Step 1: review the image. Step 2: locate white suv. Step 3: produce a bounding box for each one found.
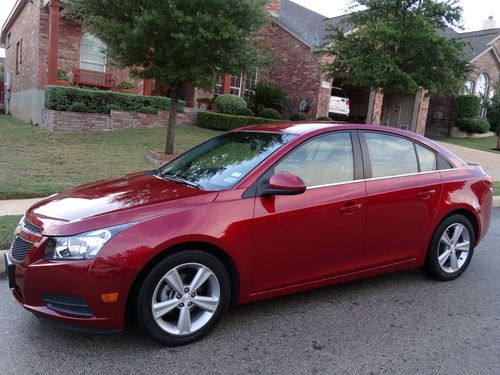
[328,87,350,119]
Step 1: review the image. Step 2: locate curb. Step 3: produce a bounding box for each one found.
[0,250,7,276]
[494,196,500,208]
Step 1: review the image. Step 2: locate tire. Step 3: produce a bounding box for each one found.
[135,250,231,346]
[422,214,475,281]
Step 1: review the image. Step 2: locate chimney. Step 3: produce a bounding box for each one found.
[482,16,496,30]
[266,0,281,17]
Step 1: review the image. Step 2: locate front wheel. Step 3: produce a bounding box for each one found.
[422,214,475,281]
[135,250,231,346]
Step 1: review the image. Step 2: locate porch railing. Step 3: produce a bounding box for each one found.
[73,68,115,89]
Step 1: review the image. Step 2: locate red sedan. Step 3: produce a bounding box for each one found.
[5,123,493,346]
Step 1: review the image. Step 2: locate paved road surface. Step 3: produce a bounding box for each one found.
[1,209,499,374]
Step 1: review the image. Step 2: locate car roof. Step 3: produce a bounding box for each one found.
[237,122,467,166]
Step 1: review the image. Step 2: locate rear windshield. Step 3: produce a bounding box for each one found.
[331,88,347,98]
[156,131,296,191]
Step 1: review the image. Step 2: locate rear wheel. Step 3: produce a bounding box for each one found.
[422,215,475,281]
[135,250,230,346]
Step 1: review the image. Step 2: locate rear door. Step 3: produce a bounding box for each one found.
[360,131,443,267]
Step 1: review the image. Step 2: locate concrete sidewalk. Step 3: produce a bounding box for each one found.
[0,197,44,216]
[437,142,500,180]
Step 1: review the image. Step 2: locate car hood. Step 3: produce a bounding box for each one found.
[26,171,218,236]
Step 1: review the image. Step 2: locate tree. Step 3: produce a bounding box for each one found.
[488,93,500,150]
[65,0,268,154]
[322,0,473,96]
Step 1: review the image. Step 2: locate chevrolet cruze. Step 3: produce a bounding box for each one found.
[5,122,493,346]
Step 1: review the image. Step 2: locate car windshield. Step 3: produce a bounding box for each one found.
[156,131,296,191]
[331,88,347,98]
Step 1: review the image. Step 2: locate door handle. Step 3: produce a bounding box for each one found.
[417,189,437,200]
[339,202,363,214]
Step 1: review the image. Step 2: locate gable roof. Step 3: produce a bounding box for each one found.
[453,28,500,62]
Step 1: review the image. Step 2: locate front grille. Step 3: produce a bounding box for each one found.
[10,236,34,261]
[22,219,42,234]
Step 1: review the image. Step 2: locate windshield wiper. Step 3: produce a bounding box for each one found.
[158,173,202,190]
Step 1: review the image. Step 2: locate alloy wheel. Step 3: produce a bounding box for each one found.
[151,263,221,335]
[437,223,471,274]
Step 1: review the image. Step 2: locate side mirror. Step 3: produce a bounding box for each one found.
[262,171,306,196]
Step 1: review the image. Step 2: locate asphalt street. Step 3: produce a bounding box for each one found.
[1,209,499,374]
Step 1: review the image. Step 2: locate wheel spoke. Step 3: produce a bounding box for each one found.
[440,232,453,247]
[189,267,212,293]
[438,249,452,266]
[451,224,464,244]
[455,241,470,252]
[152,299,179,319]
[192,295,219,312]
[164,268,185,294]
[449,252,459,271]
[177,306,192,334]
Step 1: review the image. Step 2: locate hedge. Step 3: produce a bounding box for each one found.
[215,94,247,115]
[456,118,490,133]
[197,111,283,131]
[259,108,282,119]
[455,95,481,119]
[44,85,185,114]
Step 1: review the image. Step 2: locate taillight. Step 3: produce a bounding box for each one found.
[346,99,350,106]
[484,174,493,190]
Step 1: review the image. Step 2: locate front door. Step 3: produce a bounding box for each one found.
[253,132,366,292]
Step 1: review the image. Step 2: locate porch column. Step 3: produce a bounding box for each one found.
[47,0,61,85]
[368,88,384,125]
[143,79,153,96]
[221,74,232,95]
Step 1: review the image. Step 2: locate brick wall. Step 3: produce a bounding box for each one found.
[4,0,41,93]
[41,109,197,132]
[260,23,326,119]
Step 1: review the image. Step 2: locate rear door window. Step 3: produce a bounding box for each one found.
[364,132,419,178]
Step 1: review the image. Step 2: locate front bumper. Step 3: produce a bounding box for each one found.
[5,247,132,333]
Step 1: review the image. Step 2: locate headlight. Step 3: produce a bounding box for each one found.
[44,223,133,260]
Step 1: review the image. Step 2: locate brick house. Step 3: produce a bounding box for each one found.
[426,19,500,136]
[0,0,153,124]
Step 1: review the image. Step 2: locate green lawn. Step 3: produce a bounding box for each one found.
[0,215,22,249]
[430,135,500,154]
[0,115,221,199]
[494,182,500,196]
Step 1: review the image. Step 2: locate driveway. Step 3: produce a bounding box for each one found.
[1,209,499,374]
[437,142,500,180]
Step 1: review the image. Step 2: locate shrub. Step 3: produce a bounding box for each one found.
[289,112,308,121]
[215,94,248,115]
[197,111,283,131]
[118,81,135,89]
[316,116,332,121]
[44,85,185,113]
[455,95,481,119]
[57,68,68,81]
[69,102,88,112]
[248,83,288,114]
[488,96,500,135]
[103,104,122,114]
[456,118,490,133]
[235,107,255,117]
[259,108,282,119]
[137,106,158,114]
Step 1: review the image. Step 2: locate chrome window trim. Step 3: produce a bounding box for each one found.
[306,168,456,190]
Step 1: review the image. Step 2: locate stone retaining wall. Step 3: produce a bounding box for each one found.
[40,109,197,132]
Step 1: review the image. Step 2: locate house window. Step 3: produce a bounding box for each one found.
[15,40,22,73]
[475,73,490,118]
[244,68,259,99]
[80,33,107,72]
[229,72,243,96]
[464,80,474,94]
[214,74,223,96]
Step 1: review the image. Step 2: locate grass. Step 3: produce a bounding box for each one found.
[0,215,22,249]
[430,135,500,154]
[0,115,221,199]
[494,182,500,197]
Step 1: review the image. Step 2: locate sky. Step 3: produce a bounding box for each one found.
[1,0,499,58]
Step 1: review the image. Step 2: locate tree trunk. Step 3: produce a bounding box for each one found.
[165,87,179,155]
